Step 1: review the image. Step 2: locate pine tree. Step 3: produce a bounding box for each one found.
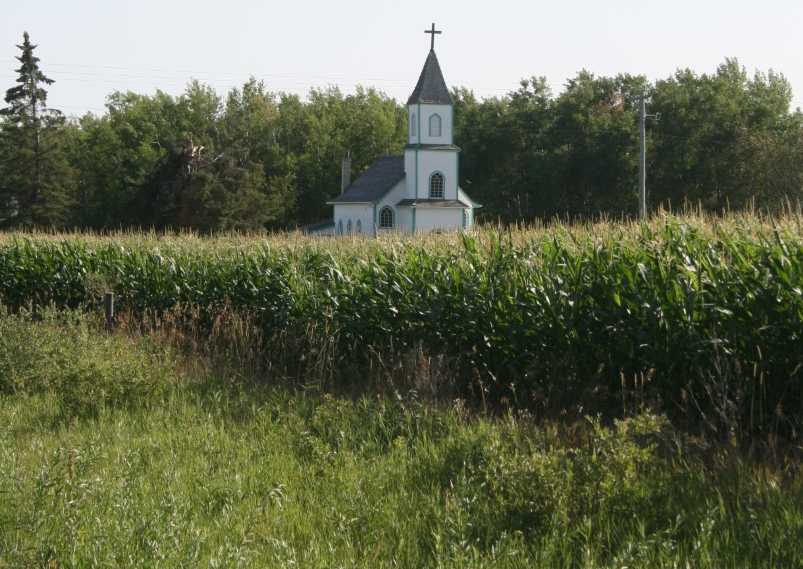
[0,31,73,227]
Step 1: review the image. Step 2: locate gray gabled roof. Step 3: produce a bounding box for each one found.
[327,155,405,204]
[407,50,454,106]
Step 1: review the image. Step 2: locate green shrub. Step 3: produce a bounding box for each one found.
[433,414,671,548]
[0,307,51,394]
[0,307,173,416]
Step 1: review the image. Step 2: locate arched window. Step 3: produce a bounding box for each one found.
[410,114,416,137]
[379,206,394,229]
[429,114,441,137]
[337,219,343,235]
[462,209,469,229]
[429,172,444,199]
[347,219,352,234]
[356,219,362,234]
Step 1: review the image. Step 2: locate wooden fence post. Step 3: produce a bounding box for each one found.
[104,292,115,332]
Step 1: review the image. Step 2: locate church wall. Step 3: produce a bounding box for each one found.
[415,207,464,233]
[408,108,419,144]
[333,204,375,236]
[464,208,475,230]
[419,104,453,145]
[415,151,459,200]
[377,181,410,234]
[393,208,413,233]
[404,152,416,198]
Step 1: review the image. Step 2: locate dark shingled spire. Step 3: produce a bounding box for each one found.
[407,50,453,106]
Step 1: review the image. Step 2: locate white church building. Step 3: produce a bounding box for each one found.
[325,25,480,236]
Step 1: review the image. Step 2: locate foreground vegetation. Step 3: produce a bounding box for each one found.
[2,308,802,567]
[1,212,802,438]
[2,213,802,565]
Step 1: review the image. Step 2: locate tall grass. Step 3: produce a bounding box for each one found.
[0,306,173,417]
[1,298,802,567]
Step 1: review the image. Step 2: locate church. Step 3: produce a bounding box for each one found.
[325,25,480,236]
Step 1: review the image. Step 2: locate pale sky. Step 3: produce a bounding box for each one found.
[2,0,802,117]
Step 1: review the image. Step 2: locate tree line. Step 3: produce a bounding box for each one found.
[2,32,802,231]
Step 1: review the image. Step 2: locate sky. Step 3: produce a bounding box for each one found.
[2,0,802,118]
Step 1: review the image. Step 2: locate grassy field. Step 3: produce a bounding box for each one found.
[2,212,803,566]
[1,309,802,567]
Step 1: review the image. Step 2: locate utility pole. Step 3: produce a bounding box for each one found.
[638,93,660,221]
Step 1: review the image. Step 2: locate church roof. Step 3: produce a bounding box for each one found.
[396,198,469,208]
[404,143,461,151]
[327,155,405,204]
[407,50,454,106]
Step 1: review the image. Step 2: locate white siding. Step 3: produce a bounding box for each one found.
[414,151,458,200]
[376,181,410,233]
[408,109,419,144]
[415,207,464,233]
[418,104,453,144]
[404,151,417,199]
[333,203,375,236]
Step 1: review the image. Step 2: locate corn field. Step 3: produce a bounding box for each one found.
[1,212,802,434]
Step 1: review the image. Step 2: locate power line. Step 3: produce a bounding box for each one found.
[3,59,802,117]
[3,60,803,105]
[0,59,524,92]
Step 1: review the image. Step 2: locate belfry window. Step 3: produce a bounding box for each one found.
[429,114,441,137]
[410,114,417,137]
[429,172,444,199]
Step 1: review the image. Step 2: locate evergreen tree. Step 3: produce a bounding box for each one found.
[0,32,73,227]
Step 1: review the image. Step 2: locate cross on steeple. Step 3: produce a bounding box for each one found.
[424,23,441,50]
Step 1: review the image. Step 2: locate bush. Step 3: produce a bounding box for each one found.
[0,307,173,416]
[445,414,672,547]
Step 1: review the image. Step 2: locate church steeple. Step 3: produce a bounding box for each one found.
[407,49,454,106]
[407,22,454,150]
[407,25,452,106]
[404,23,459,207]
